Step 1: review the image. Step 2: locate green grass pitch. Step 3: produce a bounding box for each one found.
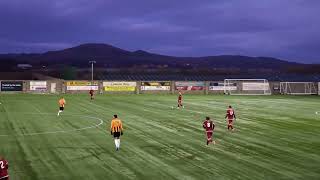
[0,94,319,180]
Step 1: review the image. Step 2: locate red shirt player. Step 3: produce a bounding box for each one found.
[0,156,9,180]
[177,91,184,109]
[225,105,236,131]
[89,89,94,100]
[202,117,215,145]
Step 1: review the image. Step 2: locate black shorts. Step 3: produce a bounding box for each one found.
[59,107,64,111]
[113,132,121,138]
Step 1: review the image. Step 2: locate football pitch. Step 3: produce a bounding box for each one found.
[0,94,319,180]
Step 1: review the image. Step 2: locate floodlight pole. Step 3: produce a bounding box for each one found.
[89,61,96,86]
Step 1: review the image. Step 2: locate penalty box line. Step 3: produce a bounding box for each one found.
[0,113,104,137]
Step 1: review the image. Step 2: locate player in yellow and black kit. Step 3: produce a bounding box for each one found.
[110,115,123,151]
[57,97,66,116]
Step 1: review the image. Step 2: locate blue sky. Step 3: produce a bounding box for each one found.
[0,0,319,63]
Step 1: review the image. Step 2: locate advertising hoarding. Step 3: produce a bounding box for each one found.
[66,81,99,91]
[209,82,237,91]
[141,82,171,91]
[243,83,269,91]
[30,81,47,91]
[175,82,205,91]
[1,81,23,91]
[103,82,136,91]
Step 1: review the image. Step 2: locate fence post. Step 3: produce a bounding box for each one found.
[136,81,140,94]
[171,81,175,94]
[205,81,209,95]
[99,81,103,94]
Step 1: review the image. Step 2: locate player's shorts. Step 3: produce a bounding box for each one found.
[228,119,234,124]
[59,107,64,111]
[206,132,213,140]
[113,132,121,138]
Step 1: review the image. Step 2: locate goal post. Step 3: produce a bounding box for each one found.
[224,79,271,95]
[280,82,317,95]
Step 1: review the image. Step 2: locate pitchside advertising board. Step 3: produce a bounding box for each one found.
[66,81,99,91]
[242,82,269,90]
[30,81,47,91]
[103,82,136,91]
[209,82,237,91]
[1,81,23,91]
[175,82,205,91]
[141,82,171,91]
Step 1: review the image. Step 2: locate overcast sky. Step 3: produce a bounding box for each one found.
[0,0,319,63]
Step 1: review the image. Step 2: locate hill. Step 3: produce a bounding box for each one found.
[0,43,303,71]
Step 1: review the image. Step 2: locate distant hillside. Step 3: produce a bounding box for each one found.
[0,43,309,72]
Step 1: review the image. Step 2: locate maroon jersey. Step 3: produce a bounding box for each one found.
[226,108,236,120]
[0,158,9,179]
[89,90,94,96]
[203,120,215,132]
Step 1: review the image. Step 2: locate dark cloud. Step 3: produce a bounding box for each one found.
[0,0,319,63]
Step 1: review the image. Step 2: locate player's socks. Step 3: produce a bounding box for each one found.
[114,139,118,149]
[115,139,121,150]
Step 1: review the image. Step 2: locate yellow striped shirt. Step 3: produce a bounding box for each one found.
[110,118,123,133]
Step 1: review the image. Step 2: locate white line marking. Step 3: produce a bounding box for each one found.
[0,113,103,137]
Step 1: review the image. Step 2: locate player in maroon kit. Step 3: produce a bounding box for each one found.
[225,105,236,131]
[202,117,215,145]
[89,89,94,100]
[0,156,9,180]
[177,91,184,109]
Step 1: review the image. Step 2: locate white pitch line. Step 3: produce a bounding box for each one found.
[0,113,103,137]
